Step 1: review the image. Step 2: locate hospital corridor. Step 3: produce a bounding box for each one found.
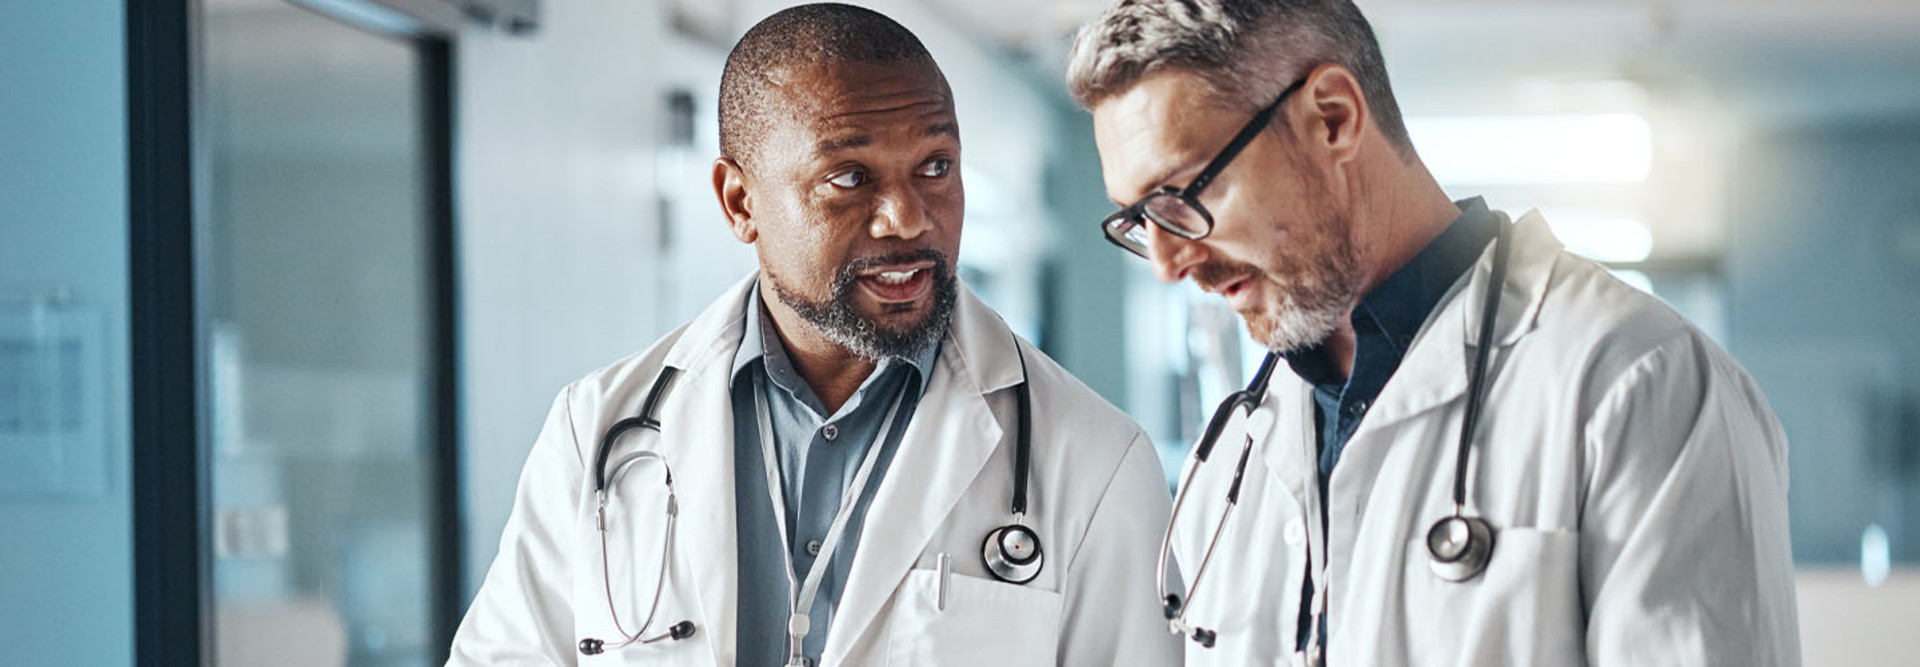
[4,0,1920,664]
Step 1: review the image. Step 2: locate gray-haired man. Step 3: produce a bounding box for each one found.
[1067,1,1799,665]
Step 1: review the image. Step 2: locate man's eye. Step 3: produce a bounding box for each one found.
[828,170,867,188]
[918,158,952,178]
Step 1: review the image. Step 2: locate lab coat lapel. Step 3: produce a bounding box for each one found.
[1256,377,1319,514]
[650,275,758,666]
[1356,210,1561,435]
[821,284,1018,666]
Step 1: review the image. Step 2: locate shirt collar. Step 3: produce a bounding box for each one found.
[1358,197,1498,351]
[1283,197,1499,386]
[730,283,939,407]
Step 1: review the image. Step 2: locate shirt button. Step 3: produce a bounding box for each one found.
[797,658,814,667]
[821,423,838,441]
[1284,518,1306,546]
[806,539,823,556]
[1348,400,1369,417]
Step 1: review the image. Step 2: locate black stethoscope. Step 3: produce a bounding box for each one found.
[578,367,697,656]
[1157,220,1513,651]
[577,335,1044,657]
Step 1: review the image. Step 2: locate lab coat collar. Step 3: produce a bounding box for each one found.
[661,275,758,375]
[1460,209,1559,349]
[656,272,1025,665]
[1361,208,1563,426]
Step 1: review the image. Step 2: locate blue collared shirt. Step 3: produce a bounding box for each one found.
[1284,197,1499,652]
[730,287,940,667]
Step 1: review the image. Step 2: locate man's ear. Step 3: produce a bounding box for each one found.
[712,157,756,244]
[1300,63,1368,167]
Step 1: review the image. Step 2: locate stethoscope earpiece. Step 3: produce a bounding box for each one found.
[982,522,1044,584]
[1425,513,1495,582]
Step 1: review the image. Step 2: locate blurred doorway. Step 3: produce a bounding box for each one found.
[199,1,458,664]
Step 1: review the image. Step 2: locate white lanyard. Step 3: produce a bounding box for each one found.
[753,373,909,667]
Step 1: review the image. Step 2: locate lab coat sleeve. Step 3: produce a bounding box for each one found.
[1057,429,1186,667]
[449,385,588,666]
[1577,334,1801,666]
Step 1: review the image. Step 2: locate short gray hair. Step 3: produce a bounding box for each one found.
[1065,0,1412,154]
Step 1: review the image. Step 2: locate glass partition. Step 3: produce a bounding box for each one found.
[202,2,446,665]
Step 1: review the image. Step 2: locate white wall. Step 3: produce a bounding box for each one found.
[456,0,708,597]
[0,2,134,665]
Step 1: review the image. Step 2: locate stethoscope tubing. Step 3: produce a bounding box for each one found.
[587,446,684,653]
[581,329,1048,657]
[1157,354,1278,640]
[1451,219,1512,512]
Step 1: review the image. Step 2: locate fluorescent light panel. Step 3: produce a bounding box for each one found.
[1546,211,1654,263]
[1408,114,1653,185]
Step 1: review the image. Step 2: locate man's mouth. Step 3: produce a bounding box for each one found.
[856,260,936,303]
[1201,274,1259,310]
[1199,273,1250,296]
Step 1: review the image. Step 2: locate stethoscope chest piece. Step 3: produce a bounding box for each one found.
[1425,514,1495,582]
[982,522,1043,584]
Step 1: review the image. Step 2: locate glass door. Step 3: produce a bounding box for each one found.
[200,1,453,665]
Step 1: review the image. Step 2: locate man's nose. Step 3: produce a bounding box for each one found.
[871,186,932,240]
[1147,222,1206,284]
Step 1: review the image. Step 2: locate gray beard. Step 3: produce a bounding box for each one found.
[1253,247,1363,354]
[768,249,957,362]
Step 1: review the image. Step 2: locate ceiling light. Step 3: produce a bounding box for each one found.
[1409,113,1652,185]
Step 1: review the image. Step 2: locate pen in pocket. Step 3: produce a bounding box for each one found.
[936,552,950,611]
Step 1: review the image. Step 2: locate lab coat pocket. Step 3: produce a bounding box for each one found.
[886,568,1063,666]
[1404,527,1584,666]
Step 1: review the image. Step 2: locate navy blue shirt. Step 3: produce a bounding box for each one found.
[1287,198,1498,652]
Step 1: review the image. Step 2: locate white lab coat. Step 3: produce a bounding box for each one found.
[450,276,1183,666]
[1171,211,1800,666]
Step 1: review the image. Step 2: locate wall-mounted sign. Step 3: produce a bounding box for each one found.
[0,294,108,500]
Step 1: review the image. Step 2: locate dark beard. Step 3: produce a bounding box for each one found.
[769,248,958,362]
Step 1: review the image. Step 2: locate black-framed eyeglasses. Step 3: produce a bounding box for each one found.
[1101,76,1310,259]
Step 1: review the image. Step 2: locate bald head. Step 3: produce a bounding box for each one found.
[719,3,948,167]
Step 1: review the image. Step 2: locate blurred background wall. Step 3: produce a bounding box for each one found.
[0,3,135,666]
[3,0,1918,664]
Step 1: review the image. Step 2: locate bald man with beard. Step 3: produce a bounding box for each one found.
[449,5,1183,666]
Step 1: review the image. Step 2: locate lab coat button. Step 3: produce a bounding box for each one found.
[1285,518,1306,546]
